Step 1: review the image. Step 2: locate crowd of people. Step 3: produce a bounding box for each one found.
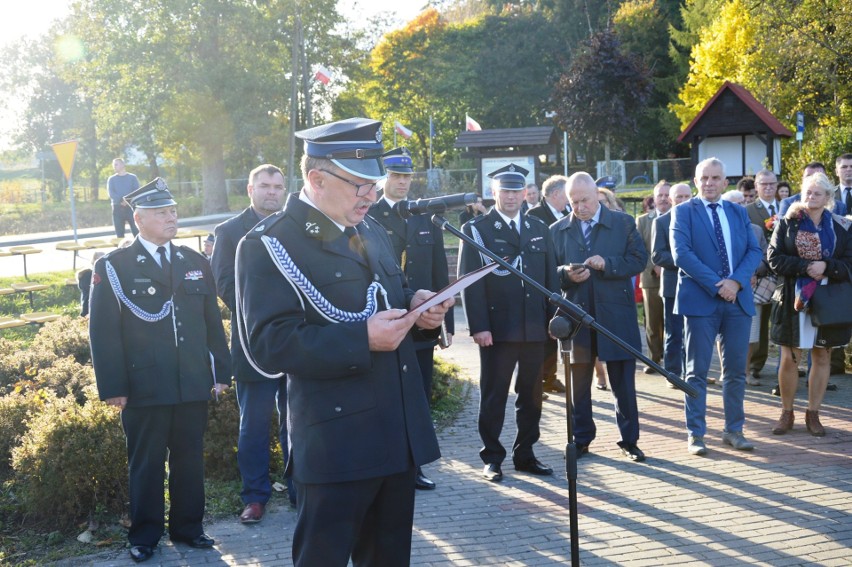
[84,114,851,566]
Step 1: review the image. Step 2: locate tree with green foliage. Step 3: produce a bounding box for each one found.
[550,30,653,171]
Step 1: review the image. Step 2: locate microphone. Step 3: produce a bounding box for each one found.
[548,315,576,340]
[398,192,478,219]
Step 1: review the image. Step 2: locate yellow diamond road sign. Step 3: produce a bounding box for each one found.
[51,140,78,181]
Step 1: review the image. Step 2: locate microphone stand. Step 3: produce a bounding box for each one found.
[432,213,697,567]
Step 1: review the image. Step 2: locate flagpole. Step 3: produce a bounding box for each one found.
[429,116,433,171]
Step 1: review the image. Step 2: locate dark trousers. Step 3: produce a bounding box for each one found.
[570,359,639,446]
[414,345,435,402]
[236,377,294,506]
[663,297,685,376]
[542,337,559,385]
[292,467,417,567]
[478,341,544,465]
[748,301,771,373]
[112,203,139,238]
[121,402,208,546]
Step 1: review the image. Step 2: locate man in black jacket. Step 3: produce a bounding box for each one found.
[89,179,231,563]
[368,147,454,490]
[212,163,290,523]
[460,163,558,482]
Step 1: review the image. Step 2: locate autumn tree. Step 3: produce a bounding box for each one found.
[550,30,653,171]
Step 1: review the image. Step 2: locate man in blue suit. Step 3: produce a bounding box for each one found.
[671,158,762,456]
[212,164,292,523]
[551,172,648,462]
[651,183,693,384]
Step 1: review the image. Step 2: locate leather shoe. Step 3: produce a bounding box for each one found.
[239,502,265,524]
[544,378,566,393]
[482,463,503,482]
[722,430,754,451]
[575,444,590,459]
[415,467,436,490]
[514,458,553,476]
[130,545,155,563]
[617,442,646,462]
[171,534,215,549]
[643,365,657,375]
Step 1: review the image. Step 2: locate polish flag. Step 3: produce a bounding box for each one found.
[465,114,482,131]
[314,66,333,85]
[394,121,413,139]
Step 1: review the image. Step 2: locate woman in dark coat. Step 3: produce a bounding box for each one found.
[767,172,852,436]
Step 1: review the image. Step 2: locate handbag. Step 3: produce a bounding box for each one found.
[751,274,778,305]
[809,274,852,327]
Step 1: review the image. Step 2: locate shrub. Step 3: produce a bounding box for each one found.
[432,356,462,405]
[0,390,49,479]
[35,356,96,404]
[11,395,128,529]
[29,316,91,365]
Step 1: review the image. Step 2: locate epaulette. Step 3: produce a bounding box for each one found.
[175,243,205,260]
[244,210,286,239]
[832,213,852,231]
[469,214,486,224]
[526,214,547,226]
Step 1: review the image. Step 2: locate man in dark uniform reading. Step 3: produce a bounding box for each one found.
[459,163,558,482]
[235,117,453,567]
[89,178,231,563]
[368,146,454,491]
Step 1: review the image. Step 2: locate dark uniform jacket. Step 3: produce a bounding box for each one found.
[236,194,440,485]
[212,206,268,382]
[368,198,454,342]
[459,209,558,343]
[651,210,678,299]
[550,206,647,363]
[527,202,564,227]
[89,239,231,406]
[767,210,852,348]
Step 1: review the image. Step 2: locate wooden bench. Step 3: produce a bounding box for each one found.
[0,317,27,330]
[11,282,49,309]
[176,229,211,252]
[20,312,61,324]
[55,241,90,270]
[8,246,42,280]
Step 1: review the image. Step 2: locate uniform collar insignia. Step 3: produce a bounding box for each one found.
[175,250,184,260]
[524,220,530,229]
[494,221,502,230]
[255,224,265,232]
[137,255,146,263]
[306,221,321,235]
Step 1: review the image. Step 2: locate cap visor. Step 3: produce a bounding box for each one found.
[332,158,385,181]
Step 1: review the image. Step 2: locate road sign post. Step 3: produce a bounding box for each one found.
[51,140,79,242]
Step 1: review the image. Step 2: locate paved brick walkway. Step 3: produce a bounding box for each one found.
[65,309,851,566]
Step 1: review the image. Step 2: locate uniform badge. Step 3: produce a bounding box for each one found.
[175,250,184,260]
[255,224,265,232]
[137,255,146,263]
[148,286,156,295]
[494,221,502,230]
[530,236,543,242]
[306,222,320,235]
[185,270,204,280]
[524,221,530,229]
[155,178,168,191]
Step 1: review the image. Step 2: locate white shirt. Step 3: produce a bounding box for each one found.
[137,236,170,267]
[495,210,521,233]
[700,197,733,274]
[546,201,566,220]
[759,198,778,215]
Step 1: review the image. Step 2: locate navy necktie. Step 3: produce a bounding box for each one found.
[708,203,730,277]
[157,245,170,275]
[583,220,594,249]
[510,219,518,234]
[768,203,775,216]
[845,189,852,213]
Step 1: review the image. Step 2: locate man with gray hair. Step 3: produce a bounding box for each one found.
[637,180,671,373]
[671,158,761,456]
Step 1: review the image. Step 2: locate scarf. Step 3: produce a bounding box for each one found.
[794,210,835,311]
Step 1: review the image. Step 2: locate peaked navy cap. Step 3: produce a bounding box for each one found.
[124,177,177,209]
[382,147,414,174]
[488,163,529,190]
[296,117,385,180]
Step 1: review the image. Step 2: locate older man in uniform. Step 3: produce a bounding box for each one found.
[89,179,231,563]
[368,146,454,491]
[236,118,453,567]
[212,163,292,523]
[460,163,558,482]
[551,172,648,462]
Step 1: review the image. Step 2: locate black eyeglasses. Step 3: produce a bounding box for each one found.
[320,169,378,197]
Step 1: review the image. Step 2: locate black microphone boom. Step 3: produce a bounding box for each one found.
[398,192,478,219]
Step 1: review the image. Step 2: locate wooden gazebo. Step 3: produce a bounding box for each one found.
[678,82,793,178]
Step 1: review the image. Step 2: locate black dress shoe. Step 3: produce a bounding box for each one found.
[544,378,566,393]
[129,545,155,563]
[617,442,646,462]
[482,463,503,482]
[514,458,553,476]
[574,444,590,459]
[171,534,215,548]
[415,467,436,490]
